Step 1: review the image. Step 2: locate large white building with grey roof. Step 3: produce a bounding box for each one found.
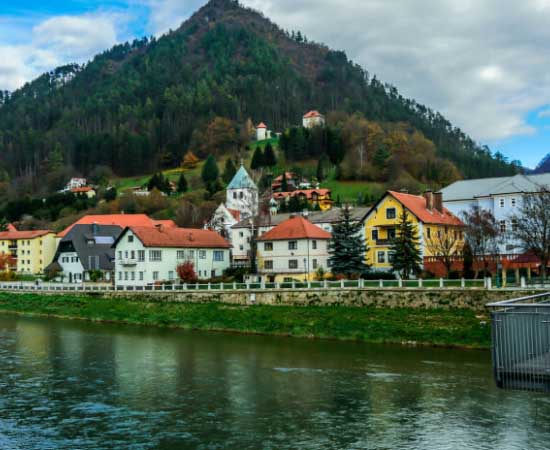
[439,173,550,254]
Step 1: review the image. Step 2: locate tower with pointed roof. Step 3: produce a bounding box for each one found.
[256,122,268,141]
[226,165,259,218]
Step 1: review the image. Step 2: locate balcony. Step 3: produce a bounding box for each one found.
[120,259,137,266]
[489,293,550,392]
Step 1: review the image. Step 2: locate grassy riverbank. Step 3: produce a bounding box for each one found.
[0,293,491,348]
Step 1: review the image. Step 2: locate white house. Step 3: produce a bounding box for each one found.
[230,208,368,266]
[61,177,87,193]
[439,173,550,254]
[256,216,331,282]
[209,165,258,238]
[302,110,325,129]
[50,223,122,283]
[256,122,271,141]
[113,225,231,286]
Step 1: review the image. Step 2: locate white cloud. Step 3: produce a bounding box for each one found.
[140,0,205,35]
[538,108,550,118]
[0,12,127,91]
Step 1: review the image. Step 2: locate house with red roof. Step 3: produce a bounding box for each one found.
[256,215,331,282]
[302,110,325,129]
[256,122,271,141]
[113,224,230,286]
[364,190,465,273]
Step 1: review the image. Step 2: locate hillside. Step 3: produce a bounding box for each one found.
[0,0,518,198]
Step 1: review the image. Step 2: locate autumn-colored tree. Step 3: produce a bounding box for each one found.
[204,117,239,155]
[177,261,198,283]
[182,151,199,169]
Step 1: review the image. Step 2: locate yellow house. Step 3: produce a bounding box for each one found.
[364,191,464,272]
[0,228,58,275]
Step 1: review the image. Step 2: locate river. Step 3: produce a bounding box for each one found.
[0,314,548,450]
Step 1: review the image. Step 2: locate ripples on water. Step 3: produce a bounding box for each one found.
[0,315,548,450]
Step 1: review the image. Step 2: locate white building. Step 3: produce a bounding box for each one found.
[114,225,230,286]
[256,122,270,141]
[302,110,325,129]
[209,165,258,238]
[61,177,87,193]
[439,173,550,254]
[230,208,368,266]
[256,216,331,282]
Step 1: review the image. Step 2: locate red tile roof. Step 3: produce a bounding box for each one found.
[128,226,230,248]
[303,110,323,118]
[0,230,52,240]
[71,187,95,193]
[273,189,331,200]
[227,209,241,221]
[58,214,176,237]
[258,216,331,241]
[273,172,297,182]
[6,224,17,232]
[388,191,463,226]
[257,122,267,129]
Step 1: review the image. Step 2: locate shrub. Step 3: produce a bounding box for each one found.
[177,261,198,283]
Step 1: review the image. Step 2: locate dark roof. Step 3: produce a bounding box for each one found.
[232,207,370,229]
[55,224,123,271]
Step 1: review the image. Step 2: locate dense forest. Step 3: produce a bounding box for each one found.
[0,0,519,200]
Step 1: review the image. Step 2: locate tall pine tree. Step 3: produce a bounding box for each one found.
[202,154,220,195]
[263,142,277,167]
[389,211,422,279]
[251,146,264,170]
[223,158,237,183]
[177,173,188,193]
[328,206,370,277]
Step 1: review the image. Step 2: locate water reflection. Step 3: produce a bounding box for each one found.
[0,315,548,449]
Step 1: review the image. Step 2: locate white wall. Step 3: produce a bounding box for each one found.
[58,251,85,283]
[230,227,252,260]
[115,231,230,286]
[257,238,329,279]
[226,188,258,218]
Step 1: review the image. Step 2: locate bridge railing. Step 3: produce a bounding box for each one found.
[0,278,490,293]
[488,292,550,392]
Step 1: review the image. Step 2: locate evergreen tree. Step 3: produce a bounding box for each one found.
[147,172,171,194]
[0,217,9,232]
[316,154,328,182]
[251,146,264,170]
[104,187,117,201]
[222,158,237,183]
[326,128,345,166]
[462,240,474,278]
[280,172,289,192]
[389,211,423,279]
[202,154,219,184]
[263,142,277,167]
[177,173,188,193]
[328,206,370,277]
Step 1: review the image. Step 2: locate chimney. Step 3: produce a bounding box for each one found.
[434,192,443,213]
[423,191,434,211]
[155,223,163,232]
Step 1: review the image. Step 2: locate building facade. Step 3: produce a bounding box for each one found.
[256,216,331,282]
[0,228,57,275]
[114,226,231,286]
[302,110,325,129]
[364,191,464,273]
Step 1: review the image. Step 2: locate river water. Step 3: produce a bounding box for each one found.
[0,314,548,450]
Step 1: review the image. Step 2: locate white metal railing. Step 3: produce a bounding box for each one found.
[0,278,493,293]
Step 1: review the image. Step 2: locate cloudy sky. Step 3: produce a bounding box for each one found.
[1,0,549,168]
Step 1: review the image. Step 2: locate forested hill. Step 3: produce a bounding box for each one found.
[0,0,518,192]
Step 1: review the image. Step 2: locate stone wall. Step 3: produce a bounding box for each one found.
[81,288,542,313]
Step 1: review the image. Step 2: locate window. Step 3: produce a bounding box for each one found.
[213,251,224,261]
[499,220,507,233]
[264,260,273,270]
[387,228,396,240]
[128,235,134,243]
[211,270,216,278]
[239,232,244,238]
[130,272,135,281]
[124,272,128,281]
[233,192,237,199]
[139,272,144,281]
[177,250,185,260]
[377,251,386,264]
[499,198,505,208]
[511,197,517,207]
[153,271,159,281]
[239,245,244,251]
[168,271,175,280]
[188,250,195,259]
[288,241,298,250]
[264,242,273,251]
[130,251,135,260]
[511,219,519,232]
[311,240,317,250]
[125,251,128,259]
[289,259,298,269]
[118,272,122,280]
[312,259,318,269]
[386,208,397,219]
[426,227,431,239]
[239,192,244,199]
[149,250,162,262]
[138,250,145,262]
[372,229,379,241]
[199,250,206,259]
[118,251,122,260]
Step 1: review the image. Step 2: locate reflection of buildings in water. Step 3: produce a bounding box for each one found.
[15,320,54,376]
[114,334,179,405]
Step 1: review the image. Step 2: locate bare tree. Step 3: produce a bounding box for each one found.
[462,206,502,278]
[511,189,550,280]
[425,227,464,277]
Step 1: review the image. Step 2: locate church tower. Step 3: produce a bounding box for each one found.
[226,165,259,219]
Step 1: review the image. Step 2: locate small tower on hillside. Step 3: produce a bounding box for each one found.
[256,122,268,141]
[226,165,259,219]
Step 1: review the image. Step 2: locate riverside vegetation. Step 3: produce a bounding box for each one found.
[0,293,490,348]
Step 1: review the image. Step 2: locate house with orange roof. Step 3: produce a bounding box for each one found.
[256,215,331,282]
[0,225,57,275]
[256,122,269,141]
[113,225,230,286]
[70,186,96,199]
[364,191,465,273]
[302,110,325,129]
